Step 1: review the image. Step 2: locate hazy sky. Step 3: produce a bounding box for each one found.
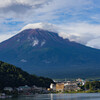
[0,0,100,49]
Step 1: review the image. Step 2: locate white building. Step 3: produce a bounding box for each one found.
[50,83,56,91]
[4,87,13,92]
[76,78,86,86]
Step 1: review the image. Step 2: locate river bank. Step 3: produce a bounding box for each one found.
[51,89,100,94]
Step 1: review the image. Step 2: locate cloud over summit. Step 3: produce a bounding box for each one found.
[20,22,100,49]
[21,22,59,33]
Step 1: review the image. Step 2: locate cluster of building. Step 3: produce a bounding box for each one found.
[0,93,12,99]
[49,78,85,92]
[3,85,48,96]
[2,78,86,96]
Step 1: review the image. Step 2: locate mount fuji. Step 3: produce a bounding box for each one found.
[0,23,100,79]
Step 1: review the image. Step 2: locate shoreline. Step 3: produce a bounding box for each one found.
[51,90,100,94]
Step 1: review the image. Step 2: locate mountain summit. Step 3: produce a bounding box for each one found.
[0,28,100,79]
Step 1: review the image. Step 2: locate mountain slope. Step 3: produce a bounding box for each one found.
[0,29,100,79]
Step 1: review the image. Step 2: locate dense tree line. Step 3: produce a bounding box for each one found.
[84,81,100,90]
[0,61,54,90]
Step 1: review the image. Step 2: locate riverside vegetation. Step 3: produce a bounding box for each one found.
[63,81,100,93]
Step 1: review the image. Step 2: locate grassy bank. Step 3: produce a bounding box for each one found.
[64,90,100,93]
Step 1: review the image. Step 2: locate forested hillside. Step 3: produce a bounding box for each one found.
[0,61,54,89]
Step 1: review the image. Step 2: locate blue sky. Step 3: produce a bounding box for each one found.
[0,0,100,49]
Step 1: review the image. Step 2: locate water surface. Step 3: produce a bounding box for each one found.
[3,93,100,100]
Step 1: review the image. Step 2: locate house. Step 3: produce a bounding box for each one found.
[76,78,86,86]
[17,85,31,92]
[4,87,13,92]
[0,93,5,96]
[56,83,64,92]
[50,83,56,91]
[64,81,80,91]
[31,85,47,93]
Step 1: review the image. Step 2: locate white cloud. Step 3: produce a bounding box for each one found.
[20,22,59,33]
[58,22,100,49]
[0,0,12,8]
[20,22,100,49]
[0,33,15,42]
[86,38,100,49]
[0,0,93,23]
[21,59,27,62]
[0,0,49,8]
[58,22,100,44]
